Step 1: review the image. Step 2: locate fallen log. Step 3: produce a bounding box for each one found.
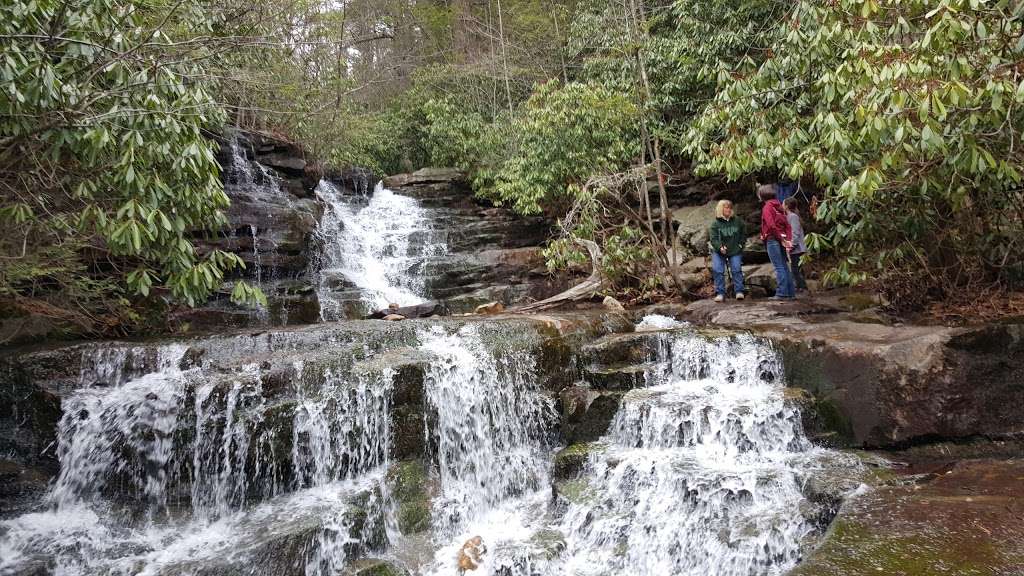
[514,239,608,313]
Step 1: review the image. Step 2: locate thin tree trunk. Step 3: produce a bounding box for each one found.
[626,0,685,294]
[496,0,514,114]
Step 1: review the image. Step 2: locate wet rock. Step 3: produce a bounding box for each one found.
[791,459,1024,576]
[581,331,661,367]
[552,443,603,480]
[0,459,53,516]
[368,302,440,320]
[346,559,410,576]
[529,529,567,560]
[584,363,652,391]
[559,384,623,444]
[386,461,432,535]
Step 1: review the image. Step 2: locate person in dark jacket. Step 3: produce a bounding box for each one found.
[758,184,796,299]
[708,200,746,302]
[783,197,808,292]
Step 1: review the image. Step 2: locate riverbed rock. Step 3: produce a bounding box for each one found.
[386,461,433,535]
[792,459,1024,576]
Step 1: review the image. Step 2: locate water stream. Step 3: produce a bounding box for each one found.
[312,180,447,320]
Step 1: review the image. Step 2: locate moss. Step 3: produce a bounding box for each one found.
[386,460,432,534]
[554,478,597,505]
[793,517,999,576]
[348,559,409,576]
[396,500,431,534]
[387,461,426,502]
[552,442,604,480]
[840,292,880,312]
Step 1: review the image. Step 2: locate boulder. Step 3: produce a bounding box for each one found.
[672,202,718,255]
[559,384,623,444]
[791,459,1024,576]
[684,300,1024,448]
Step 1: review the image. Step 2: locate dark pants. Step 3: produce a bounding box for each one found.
[790,251,807,291]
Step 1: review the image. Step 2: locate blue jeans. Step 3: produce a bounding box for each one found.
[766,239,796,298]
[711,252,745,296]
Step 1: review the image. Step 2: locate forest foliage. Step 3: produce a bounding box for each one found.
[3,0,1023,336]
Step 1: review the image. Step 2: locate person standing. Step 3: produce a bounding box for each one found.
[757,184,796,299]
[708,200,746,302]
[783,197,808,292]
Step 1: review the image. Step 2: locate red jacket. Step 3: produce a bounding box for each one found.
[760,199,792,243]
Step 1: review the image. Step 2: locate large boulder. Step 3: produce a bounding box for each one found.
[672,202,718,256]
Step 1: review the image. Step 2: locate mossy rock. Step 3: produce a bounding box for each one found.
[553,478,598,506]
[584,363,652,391]
[529,529,567,560]
[552,442,604,480]
[396,500,431,535]
[386,461,432,534]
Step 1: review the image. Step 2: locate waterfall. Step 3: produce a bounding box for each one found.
[419,317,855,576]
[1,316,859,576]
[0,344,396,576]
[312,180,447,319]
[418,325,555,537]
[549,329,815,576]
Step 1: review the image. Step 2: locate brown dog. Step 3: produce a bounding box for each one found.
[456,536,486,573]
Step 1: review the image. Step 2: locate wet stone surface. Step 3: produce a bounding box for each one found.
[792,458,1024,576]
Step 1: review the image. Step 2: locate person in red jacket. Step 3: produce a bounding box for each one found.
[757,184,796,299]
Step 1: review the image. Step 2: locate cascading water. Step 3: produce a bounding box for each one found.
[312,180,447,319]
[548,327,819,576]
[2,315,859,576]
[0,343,397,576]
[418,316,857,576]
[418,325,554,537]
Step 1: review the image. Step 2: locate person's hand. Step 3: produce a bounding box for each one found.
[719,245,727,255]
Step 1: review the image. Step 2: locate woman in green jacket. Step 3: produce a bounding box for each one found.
[709,200,746,302]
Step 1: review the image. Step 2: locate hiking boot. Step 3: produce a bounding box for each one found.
[714,295,724,303]
[735,293,745,300]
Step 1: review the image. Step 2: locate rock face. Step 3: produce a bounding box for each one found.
[177,131,376,331]
[381,168,574,313]
[685,299,1024,448]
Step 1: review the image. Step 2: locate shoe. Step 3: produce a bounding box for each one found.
[736,293,745,300]
[714,295,725,303]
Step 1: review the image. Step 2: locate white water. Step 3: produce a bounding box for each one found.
[0,344,396,576]
[419,317,855,576]
[312,180,447,319]
[2,317,856,576]
[418,325,554,538]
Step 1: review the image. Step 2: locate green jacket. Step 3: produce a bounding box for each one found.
[709,216,746,257]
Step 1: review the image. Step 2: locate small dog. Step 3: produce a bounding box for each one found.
[456,535,487,573]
